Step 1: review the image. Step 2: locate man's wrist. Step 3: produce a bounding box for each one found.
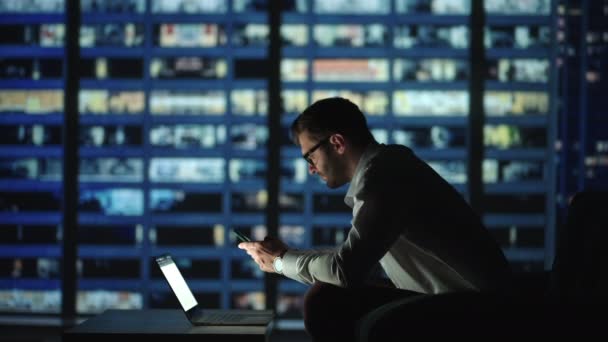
[272,255,284,274]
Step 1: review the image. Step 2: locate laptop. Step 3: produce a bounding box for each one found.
[155,253,274,326]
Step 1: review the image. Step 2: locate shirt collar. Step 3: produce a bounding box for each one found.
[345,142,382,208]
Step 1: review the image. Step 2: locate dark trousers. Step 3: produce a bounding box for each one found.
[303,281,422,342]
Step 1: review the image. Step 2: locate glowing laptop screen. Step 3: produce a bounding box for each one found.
[157,256,198,312]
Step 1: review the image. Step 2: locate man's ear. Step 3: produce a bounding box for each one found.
[330,134,346,154]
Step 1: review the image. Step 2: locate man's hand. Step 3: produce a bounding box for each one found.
[238,237,288,273]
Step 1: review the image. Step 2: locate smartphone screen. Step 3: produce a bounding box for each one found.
[233,230,251,243]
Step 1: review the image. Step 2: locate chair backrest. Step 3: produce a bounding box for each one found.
[548,191,608,303]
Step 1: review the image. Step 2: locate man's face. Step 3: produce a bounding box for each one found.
[298,131,349,189]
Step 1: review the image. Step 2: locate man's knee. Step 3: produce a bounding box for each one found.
[303,282,349,337]
[304,282,343,313]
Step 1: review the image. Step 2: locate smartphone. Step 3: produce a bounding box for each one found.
[233,230,251,243]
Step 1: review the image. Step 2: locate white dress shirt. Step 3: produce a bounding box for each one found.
[282,142,512,294]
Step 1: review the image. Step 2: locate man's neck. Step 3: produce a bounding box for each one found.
[345,142,374,181]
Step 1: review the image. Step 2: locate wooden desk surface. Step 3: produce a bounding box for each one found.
[63,309,273,342]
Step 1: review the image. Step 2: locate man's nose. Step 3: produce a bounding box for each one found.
[308,163,317,175]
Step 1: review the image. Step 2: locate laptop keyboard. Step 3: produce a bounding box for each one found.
[200,312,246,323]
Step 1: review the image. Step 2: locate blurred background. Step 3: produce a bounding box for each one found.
[0,0,606,340]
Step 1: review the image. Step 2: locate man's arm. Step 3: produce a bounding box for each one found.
[282,192,405,287]
[239,158,407,287]
[238,193,403,287]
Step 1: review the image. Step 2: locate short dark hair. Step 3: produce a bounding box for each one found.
[290,97,375,148]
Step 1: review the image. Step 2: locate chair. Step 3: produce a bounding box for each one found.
[548,191,608,302]
[545,191,608,336]
[355,191,608,340]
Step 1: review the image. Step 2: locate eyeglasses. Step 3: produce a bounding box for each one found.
[302,136,331,166]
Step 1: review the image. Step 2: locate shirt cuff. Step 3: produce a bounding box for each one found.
[281,250,304,281]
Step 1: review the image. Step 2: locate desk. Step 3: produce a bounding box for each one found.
[63,309,274,342]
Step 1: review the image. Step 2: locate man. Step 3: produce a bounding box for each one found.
[239,97,513,341]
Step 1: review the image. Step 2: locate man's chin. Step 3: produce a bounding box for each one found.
[325,179,346,189]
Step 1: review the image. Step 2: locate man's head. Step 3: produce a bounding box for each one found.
[290,97,376,188]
